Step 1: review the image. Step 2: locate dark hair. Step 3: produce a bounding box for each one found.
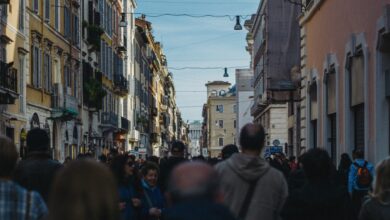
[110,155,129,185]
[301,148,332,181]
[48,160,119,220]
[338,153,352,170]
[171,141,185,153]
[141,162,159,177]
[26,128,50,152]
[239,123,265,151]
[221,144,239,160]
[0,136,18,177]
[147,156,160,165]
[353,149,364,159]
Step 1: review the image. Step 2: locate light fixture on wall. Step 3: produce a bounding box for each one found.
[119,13,127,27]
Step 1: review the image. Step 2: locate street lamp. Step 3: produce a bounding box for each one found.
[223,67,229,77]
[234,16,243,30]
[119,13,127,27]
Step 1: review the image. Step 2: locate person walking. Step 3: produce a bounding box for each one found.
[47,160,119,220]
[349,149,375,217]
[159,141,187,192]
[359,157,390,220]
[111,155,142,220]
[221,144,239,160]
[0,136,48,220]
[141,162,165,220]
[14,128,62,202]
[281,148,352,220]
[338,153,352,188]
[215,123,288,220]
[163,161,236,220]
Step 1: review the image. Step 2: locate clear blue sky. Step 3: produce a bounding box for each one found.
[135,0,260,122]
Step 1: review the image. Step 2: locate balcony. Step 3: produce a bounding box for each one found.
[0,61,18,104]
[120,117,130,132]
[129,129,140,142]
[113,74,128,96]
[100,112,118,128]
[51,84,79,121]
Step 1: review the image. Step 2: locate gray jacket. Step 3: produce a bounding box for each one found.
[215,153,288,220]
[359,196,390,220]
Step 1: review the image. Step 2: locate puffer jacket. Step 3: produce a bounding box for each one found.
[215,153,288,220]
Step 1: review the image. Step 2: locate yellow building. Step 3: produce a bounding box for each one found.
[26,0,82,160]
[203,81,237,158]
[0,1,29,157]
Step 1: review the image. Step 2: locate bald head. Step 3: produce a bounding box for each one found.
[239,123,265,151]
[168,162,219,203]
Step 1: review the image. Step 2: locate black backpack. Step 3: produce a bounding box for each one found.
[354,161,372,189]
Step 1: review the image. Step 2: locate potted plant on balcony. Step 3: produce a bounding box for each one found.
[86,24,104,52]
[84,78,106,111]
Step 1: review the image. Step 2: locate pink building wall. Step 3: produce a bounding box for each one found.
[303,0,390,161]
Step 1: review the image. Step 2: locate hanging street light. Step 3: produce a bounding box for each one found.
[223,68,229,77]
[234,16,243,30]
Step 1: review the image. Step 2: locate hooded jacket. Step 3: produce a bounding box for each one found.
[215,153,288,220]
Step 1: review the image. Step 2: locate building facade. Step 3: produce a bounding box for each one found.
[188,120,202,157]
[299,0,390,164]
[202,81,237,158]
[248,0,301,152]
[235,68,254,141]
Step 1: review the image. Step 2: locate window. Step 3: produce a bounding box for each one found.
[219,137,224,147]
[33,0,39,13]
[350,54,365,151]
[55,0,60,30]
[310,82,318,148]
[234,120,236,129]
[19,56,25,113]
[73,68,78,97]
[64,7,70,38]
[43,53,52,92]
[233,104,237,113]
[31,46,41,88]
[73,15,79,46]
[44,0,50,22]
[18,0,25,31]
[64,65,71,89]
[216,105,223,113]
[1,4,7,20]
[218,120,223,128]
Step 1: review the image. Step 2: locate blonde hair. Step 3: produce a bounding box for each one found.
[371,157,390,204]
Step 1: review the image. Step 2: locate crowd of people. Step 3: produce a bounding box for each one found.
[0,124,389,220]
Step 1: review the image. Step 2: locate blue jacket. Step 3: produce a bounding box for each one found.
[348,159,375,193]
[141,180,165,220]
[118,184,139,220]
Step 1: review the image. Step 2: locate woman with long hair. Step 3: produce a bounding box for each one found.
[337,153,352,187]
[359,157,390,220]
[111,155,143,220]
[48,160,119,220]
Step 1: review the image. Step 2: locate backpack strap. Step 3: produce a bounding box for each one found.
[237,178,259,220]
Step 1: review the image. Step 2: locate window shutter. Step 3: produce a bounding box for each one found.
[327,72,336,114]
[351,55,364,106]
[310,83,318,120]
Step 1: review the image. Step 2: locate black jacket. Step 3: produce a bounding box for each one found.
[13,152,62,202]
[159,157,187,192]
[281,180,353,220]
[162,200,236,220]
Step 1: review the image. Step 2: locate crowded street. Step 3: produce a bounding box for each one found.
[0,0,390,220]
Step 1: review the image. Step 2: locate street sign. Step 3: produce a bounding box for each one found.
[138,148,147,154]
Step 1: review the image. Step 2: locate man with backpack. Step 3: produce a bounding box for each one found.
[348,149,374,217]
